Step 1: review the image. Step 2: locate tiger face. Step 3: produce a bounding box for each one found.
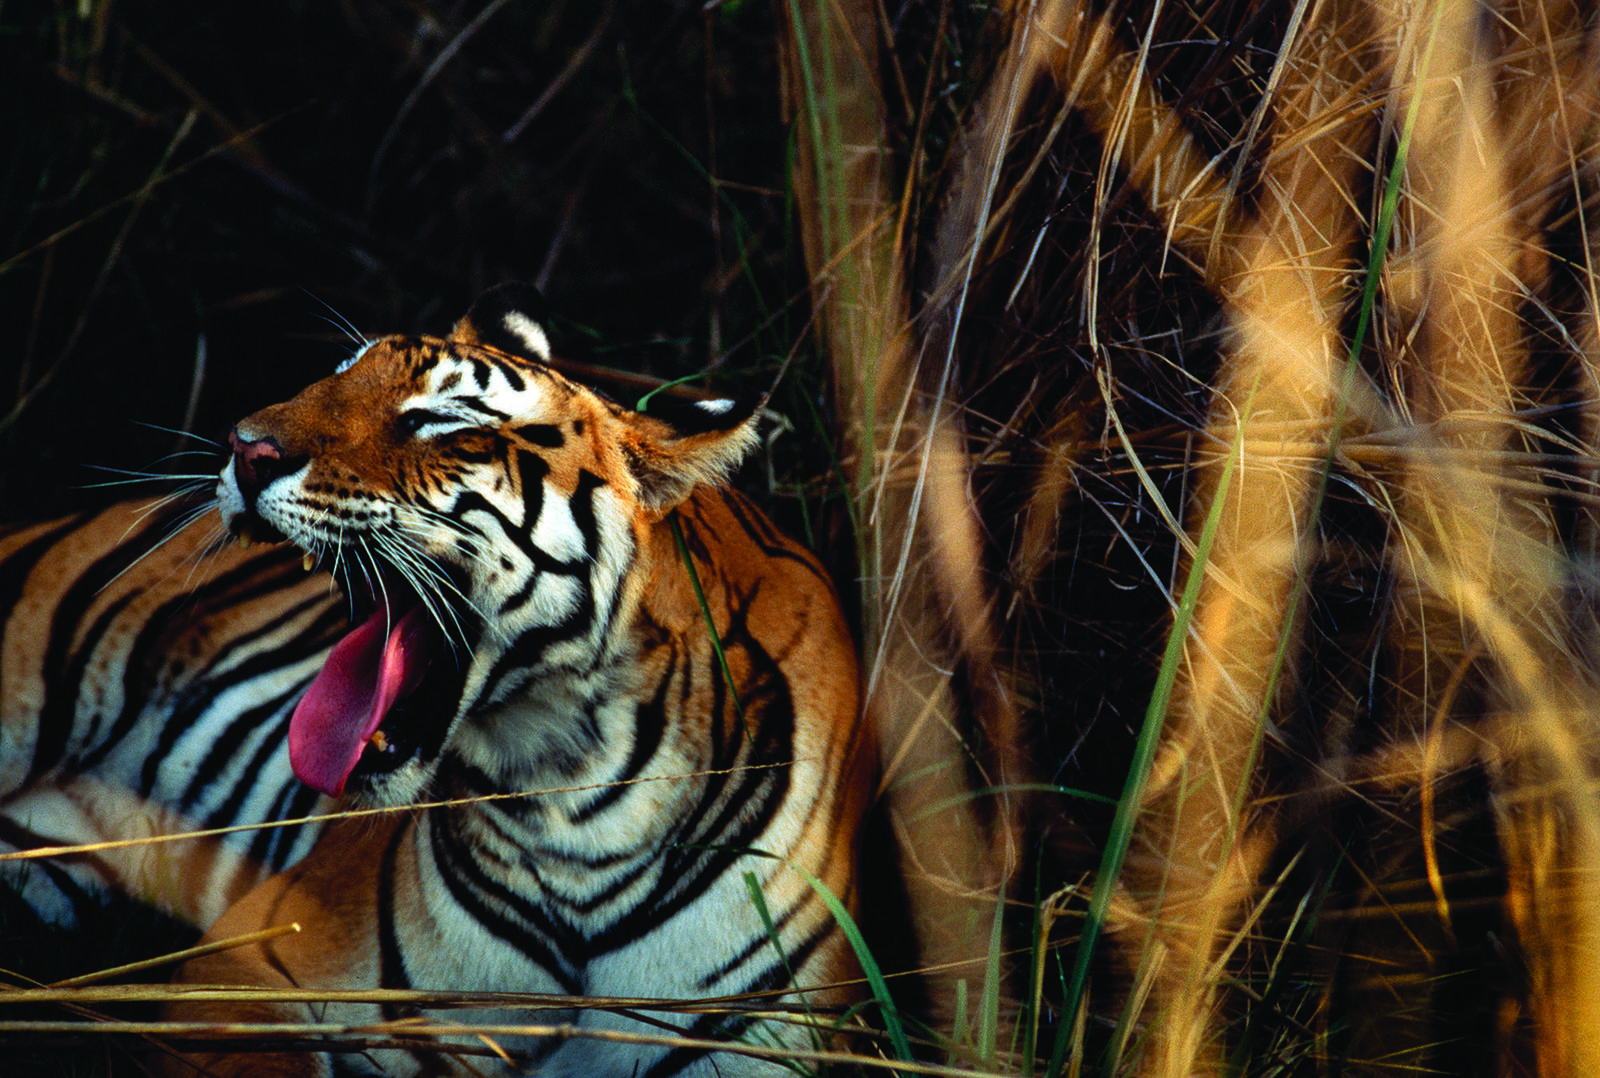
[216,284,759,805]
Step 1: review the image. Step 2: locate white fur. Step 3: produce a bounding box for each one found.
[502,311,551,360]
[335,340,374,373]
[528,480,586,560]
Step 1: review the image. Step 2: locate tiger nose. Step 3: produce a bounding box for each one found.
[228,429,286,507]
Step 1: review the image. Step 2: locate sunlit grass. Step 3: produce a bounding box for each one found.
[786,0,1600,1075]
[7,0,1600,1074]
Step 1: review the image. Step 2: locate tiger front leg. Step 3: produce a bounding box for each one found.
[158,820,388,1078]
[158,814,563,1077]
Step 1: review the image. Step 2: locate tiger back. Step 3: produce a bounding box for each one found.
[146,284,869,1076]
[0,504,341,927]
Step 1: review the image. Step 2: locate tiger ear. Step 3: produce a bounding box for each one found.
[624,393,765,516]
[451,282,553,362]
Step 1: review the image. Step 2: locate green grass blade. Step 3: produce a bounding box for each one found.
[795,865,913,1065]
[1048,427,1242,1076]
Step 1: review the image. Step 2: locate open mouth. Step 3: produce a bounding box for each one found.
[237,518,462,797]
[290,591,434,797]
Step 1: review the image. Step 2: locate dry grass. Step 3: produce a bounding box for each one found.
[786,0,1600,1074]
[6,0,1600,1074]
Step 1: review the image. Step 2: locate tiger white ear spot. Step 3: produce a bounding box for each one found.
[501,312,550,361]
[453,283,555,362]
[695,398,735,415]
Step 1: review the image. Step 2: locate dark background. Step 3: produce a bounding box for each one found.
[2,0,816,524]
[0,5,856,1064]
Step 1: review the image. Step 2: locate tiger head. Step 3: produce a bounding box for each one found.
[217,284,761,805]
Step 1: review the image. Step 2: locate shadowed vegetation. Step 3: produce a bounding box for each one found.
[6,0,1600,1074]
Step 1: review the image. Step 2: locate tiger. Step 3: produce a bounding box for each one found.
[1,283,868,1076]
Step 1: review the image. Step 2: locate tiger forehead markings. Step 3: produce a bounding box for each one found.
[242,336,617,587]
[232,339,590,521]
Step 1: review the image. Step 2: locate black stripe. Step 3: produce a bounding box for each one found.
[498,362,526,392]
[646,920,835,1078]
[78,550,321,767]
[486,469,611,681]
[435,807,582,953]
[456,396,510,420]
[208,546,326,604]
[485,596,592,696]
[427,811,582,993]
[0,512,109,787]
[83,581,335,775]
[378,816,416,999]
[453,489,569,574]
[696,888,807,989]
[47,593,140,773]
[0,514,93,677]
[257,778,324,869]
[588,628,794,952]
[569,469,603,558]
[190,685,306,820]
[31,511,178,782]
[482,473,612,692]
[515,424,564,448]
[643,1010,757,1078]
[252,776,304,868]
[670,600,791,819]
[137,600,346,799]
[682,492,827,583]
[716,491,831,578]
[568,672,672,824]
[0,813,116,919]
[517,447,549,529]
[376,816,467,1075]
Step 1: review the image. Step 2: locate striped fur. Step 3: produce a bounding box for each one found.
[0,506,337,926]
[146,285,868,1076]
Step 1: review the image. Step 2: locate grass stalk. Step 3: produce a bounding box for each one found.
[1049,411,1244,1076]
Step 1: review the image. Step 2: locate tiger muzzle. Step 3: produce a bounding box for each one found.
[227,430,299,511]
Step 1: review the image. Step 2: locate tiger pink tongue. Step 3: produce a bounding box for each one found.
[290,605,431,796]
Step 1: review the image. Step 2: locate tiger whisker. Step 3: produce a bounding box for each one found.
[398,503,484,545]
[365,540,471,654]
[390,507,496,572]
[296,504,484,655]
[129,420,224,448]
[370,532,477,653]
[99,491,224,593]
[177,516,235,594]
[130,483,215,520]
[301,290,373,354]
[355,542,390,641]
[345,542,382,620]
[84,464,218,479]
[78,475,218,491]
[387,522,495,574]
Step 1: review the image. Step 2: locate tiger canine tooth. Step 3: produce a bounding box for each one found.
[369,729,390,753]
[302,551,315,572]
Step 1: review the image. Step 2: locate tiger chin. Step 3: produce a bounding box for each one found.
[132,284,867,1077]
